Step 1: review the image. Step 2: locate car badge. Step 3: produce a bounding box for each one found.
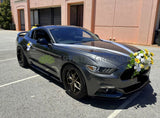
[27,42,32,51]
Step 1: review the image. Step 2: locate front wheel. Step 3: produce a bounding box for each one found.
[62,65,87,99]
[17,47,29,68]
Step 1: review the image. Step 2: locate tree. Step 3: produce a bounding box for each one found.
[0,0,12,29]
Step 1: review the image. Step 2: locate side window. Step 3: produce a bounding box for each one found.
[32,30,51,43]
[31,30,36,39]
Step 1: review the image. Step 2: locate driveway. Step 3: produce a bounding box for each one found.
[0,30,159,118]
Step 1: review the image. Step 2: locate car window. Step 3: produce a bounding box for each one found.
[30,30,35,38]
[50,27,100,44]
[32,29,51,43]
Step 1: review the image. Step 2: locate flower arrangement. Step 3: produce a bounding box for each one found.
[127,49,154,78]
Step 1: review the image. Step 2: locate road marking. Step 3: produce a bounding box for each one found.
[0,75,39,88]
[107,91,142,118]
[0,58,16,62]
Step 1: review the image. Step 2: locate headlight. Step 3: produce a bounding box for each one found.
[86,65,117,74]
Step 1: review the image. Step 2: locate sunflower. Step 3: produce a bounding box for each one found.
[145,49,149,53]
[150,52,154,56]
[151,60,154,64]
[134,52,138,56]
[144,55,148,59]
[146,51,149,55]
[27,43,30,46]
[135,58,140,63]
[140,64,144,69]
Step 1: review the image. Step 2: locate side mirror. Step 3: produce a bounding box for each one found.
[95,34,100,39]
[37,38,48,45]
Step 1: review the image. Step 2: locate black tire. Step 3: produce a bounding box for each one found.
[62,65,87,99]
[17,47,29,68]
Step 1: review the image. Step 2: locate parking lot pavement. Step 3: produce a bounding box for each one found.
[0,50,16,60]
[0,31,18,51]
[0,30,160,118]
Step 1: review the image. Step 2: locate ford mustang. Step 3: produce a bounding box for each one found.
[16,26,150,99]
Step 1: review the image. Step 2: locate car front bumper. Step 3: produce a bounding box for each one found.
[82,66,150,98]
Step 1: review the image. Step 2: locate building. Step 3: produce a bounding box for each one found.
[10,0,160,45]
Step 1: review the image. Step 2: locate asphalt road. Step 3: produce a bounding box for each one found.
[0,30,159,118]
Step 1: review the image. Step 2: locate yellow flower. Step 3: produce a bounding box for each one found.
[135,58,140,63]
[150,52,154,56]
[27,43,30,46]
[151,57,153,60]
[151,60,154,64]
[146,51,149,55]
[134,52,138,56]
[140,64,144,69]
[145,66,149,70]
[144,55,148,59]
[145,49,148,53]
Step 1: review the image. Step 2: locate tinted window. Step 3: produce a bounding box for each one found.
[50,27,99,44]
[32,30,51,42]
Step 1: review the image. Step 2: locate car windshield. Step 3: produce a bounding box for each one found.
[50,27,100,44]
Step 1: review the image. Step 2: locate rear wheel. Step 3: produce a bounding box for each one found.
[17,47,29,68]
[62,65,87,99]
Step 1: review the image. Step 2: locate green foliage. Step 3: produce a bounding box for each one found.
[0,0,12,30]
[127,53,135,69]
[131,71,140,79]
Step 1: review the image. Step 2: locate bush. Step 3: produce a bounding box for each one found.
[0,0,12,30]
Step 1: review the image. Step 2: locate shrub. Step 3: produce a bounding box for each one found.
[0,0,12,30]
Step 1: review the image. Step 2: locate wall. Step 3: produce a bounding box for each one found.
[61,0,93,31]
[10,0,94,31]
[10,0,159,45]
[30,0,62,8]
[94,0,159,45]
[10,0,31,31]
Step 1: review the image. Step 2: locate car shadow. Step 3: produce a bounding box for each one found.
[30,67,64,89]
[79,84,157,110]
[126,84,157,109]
[30,67,157,110]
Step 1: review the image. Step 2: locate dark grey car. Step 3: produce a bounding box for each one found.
[16,26,150,99]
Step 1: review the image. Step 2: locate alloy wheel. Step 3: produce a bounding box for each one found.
[66,69,81,94]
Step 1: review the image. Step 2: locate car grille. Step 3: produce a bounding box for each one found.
[120,76,149,94]
[120,67,150,80]
[120,68,134,80]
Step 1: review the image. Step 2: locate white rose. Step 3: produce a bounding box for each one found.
[141,58,145,63]
[139,53,144,57]
[134,65,141,72]
[136,55,141,60]
[137,66,141,72]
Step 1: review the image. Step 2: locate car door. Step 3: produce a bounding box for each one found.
[29,29,58,76]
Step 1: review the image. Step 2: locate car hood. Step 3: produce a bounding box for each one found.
[54,40,140,66]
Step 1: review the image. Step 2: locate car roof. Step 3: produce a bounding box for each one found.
[38,25,81,30]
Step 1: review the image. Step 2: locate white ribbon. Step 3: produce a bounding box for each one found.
[101,39,134,54]
[55,43,130,57]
